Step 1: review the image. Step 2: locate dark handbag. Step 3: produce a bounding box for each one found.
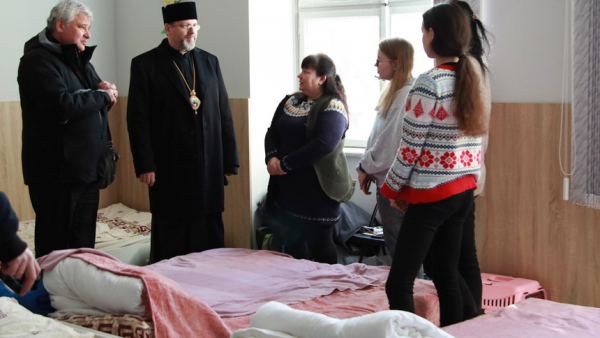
[100,127,119,189]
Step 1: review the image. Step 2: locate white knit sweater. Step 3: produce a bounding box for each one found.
[381,64,482,204]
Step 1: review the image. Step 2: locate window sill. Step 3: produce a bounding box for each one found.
[343,147,365,158]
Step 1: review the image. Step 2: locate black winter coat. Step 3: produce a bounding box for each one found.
[18,30,111,186]
[127,39,239,218]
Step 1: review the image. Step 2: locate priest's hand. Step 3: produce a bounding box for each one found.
[139,172,156,186]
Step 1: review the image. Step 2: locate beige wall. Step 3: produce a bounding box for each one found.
[0,98,251,249]
[475,103,600,307]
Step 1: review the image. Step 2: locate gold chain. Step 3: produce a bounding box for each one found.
[172,57,196,94]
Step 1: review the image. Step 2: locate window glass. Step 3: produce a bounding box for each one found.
[298,1,433,146]
[391,12,434,76]
[302,15,380,145]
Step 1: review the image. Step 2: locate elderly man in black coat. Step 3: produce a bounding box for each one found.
[127,2,239,263]
[18,0,118,258]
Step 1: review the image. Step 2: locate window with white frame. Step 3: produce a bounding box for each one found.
[298,0,433,147]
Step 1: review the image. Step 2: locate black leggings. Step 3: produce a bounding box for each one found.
[272,212,337,264]
[386,189,474,327]
[425,196,483,320]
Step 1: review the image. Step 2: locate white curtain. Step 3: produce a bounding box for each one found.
[571,0,600,209]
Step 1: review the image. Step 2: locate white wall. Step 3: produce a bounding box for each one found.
[483,0,571,103]
[115,0,250,99]
[0,0,117,103]
[248,0,296,236]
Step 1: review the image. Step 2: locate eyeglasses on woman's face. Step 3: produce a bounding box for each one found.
[375,59,394,66]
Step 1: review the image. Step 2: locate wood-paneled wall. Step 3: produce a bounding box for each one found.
[0,98,252,249]
[475,103,600,307]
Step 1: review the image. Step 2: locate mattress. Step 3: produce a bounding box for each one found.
[57,314,153,338]
[17,203,151,256]
[443,298,600,338]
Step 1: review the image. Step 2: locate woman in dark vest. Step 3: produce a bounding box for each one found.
[264,54,354,264]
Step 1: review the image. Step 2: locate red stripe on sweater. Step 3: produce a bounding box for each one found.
[380,175,477,204]
[436,64,456,71]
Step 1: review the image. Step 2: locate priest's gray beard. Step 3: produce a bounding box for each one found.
[183,37,196,51]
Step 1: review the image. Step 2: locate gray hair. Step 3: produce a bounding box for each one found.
[46,0,94,33]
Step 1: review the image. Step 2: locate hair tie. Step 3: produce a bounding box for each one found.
[471,13,478,21]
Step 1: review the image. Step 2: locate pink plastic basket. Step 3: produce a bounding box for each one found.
[481,273,547,313]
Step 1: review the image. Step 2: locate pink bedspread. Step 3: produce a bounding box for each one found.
[147,248,391,317]
[223,279,441,331]
[38,249,231,338]
[444,298,600,338]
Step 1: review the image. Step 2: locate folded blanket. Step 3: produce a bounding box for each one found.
[38,249,231,338]
[231,301,454,338]
[0,297,94,337]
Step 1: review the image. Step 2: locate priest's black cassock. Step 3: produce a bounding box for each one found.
[127,38,239,262]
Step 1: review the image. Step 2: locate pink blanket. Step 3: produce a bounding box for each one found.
[444,298,600,338]
[147,248,391,317]
[223,280,441,331]
[38,249,231,338]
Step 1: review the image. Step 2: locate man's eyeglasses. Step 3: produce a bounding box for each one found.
[170,23,200,31]
[375,59,394,66]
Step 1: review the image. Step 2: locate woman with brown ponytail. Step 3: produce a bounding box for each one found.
[424,0,493,321]
[380,2,487,326]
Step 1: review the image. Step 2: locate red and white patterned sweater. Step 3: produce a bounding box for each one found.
[381,64,482,204]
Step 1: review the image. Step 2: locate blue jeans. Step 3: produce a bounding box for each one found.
[386,189,474,327]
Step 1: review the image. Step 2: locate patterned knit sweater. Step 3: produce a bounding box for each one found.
[380,64,482,204]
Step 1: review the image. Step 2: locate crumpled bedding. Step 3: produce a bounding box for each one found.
[95,203,151,250]
[230,301,453,338]
[17,203,151,256]
[0,297,94,338]
[146,248,390,317]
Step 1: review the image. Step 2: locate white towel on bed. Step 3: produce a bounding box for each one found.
[43,257,145,317]
[231,301,454,338]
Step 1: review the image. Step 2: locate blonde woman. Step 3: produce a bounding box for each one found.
[357,38,415,258]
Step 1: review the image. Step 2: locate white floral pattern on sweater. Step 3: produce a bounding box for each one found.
[383,65,482,195]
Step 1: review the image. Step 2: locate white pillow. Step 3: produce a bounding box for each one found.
[43,257,145,316]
